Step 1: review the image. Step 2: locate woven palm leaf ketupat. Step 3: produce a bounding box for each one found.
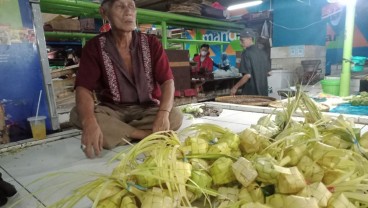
[266,194,285,208]
[187,170,213,199]
[253,155,282,184]
[95,198,119,208]
[189,158,210,171]
[209,157,236,185]
[232,157,258,187]
[238,187,253,203]
[182,137,209,154]
[173,160,192,185]
[297,156,325,184]
[322,133,352,149]
[239,128,271,154]
[297,182,332,207]
[97,190,127,207]
[217,187,239,205]
[140,187,174,208]
[87,181,123,202]
[322,169,346,186]
[283,195,319,208]
[247,182,264,203]
[207,142,232,156]
[277,167,307,194]
[310,142,336,162]
[134,157,161,188]
[217,132,240,150]
[317,149,352,170]
[282,144,308,166]
[328,193,357,208]
[240,202,271,208]
[121,194,138,208]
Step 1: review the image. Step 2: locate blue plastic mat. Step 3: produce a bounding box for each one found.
[330,103,368,115]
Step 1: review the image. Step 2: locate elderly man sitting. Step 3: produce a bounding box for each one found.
[70,0,183,158]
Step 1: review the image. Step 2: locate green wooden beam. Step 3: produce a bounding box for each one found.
[40,0,244,32]
[44,31,96,39]
[168,39,229,45]
[161,21,168,49]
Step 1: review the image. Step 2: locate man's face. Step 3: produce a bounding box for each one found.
[102,0,137,32]
[240,37,252,49]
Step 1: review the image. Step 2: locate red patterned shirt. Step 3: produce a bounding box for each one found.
[75,31,173,105]
[193,54,214,72]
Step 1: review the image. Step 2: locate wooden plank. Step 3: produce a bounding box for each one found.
[51,64,79,78]
[169,62,190,67]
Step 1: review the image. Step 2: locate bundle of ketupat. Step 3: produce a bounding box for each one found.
[31,90,368,208]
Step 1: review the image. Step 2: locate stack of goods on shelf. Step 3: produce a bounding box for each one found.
[48,47,79,111]
[200,1,228,19]
[169,0,227,19]
[43,14,98,33]
[51,64,78,110]
[44,15,80,32]
[169,0,202,16]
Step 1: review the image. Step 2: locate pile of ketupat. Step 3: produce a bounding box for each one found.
[49,90,368,208]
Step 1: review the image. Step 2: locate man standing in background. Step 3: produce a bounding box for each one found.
[230,28,271,96]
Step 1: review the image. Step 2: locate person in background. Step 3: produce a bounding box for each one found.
[0,172,17,207]
[230,28,271,96]
[219,53,231,71]
[192,53,199,61]
[70,0,183,158]
[193,44,217,73]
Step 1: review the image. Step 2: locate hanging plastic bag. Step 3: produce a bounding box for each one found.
[261,20,269,39]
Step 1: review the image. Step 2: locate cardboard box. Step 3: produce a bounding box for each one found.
[165,50,191,91]
[44,15,80,32]
[79,18,96,32]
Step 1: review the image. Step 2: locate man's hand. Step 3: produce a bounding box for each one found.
[81,118,103,158]
[152,111,170,132]
[230,87,238,96]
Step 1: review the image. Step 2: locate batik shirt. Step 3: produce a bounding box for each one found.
[75,31,173,105]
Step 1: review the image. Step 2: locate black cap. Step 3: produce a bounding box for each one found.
[240,28,257,38]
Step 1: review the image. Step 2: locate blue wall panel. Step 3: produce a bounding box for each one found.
[272,0,326,47]
[0,0,52,141]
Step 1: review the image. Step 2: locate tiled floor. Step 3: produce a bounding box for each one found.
[1,106,367,208]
